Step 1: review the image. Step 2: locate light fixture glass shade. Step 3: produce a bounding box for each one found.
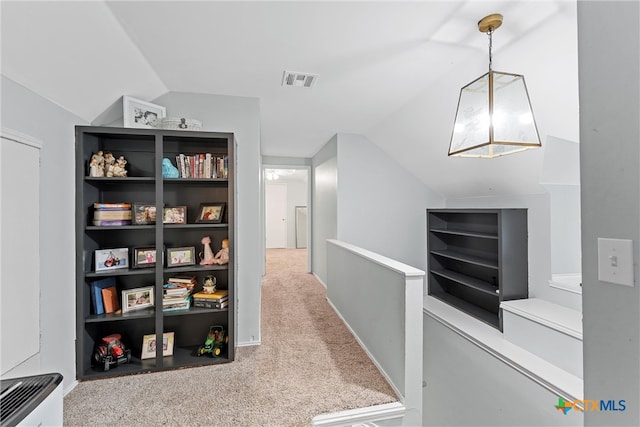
[448,70,541,158]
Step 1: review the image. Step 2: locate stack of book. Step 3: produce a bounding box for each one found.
[175,153,229,179]
[93,202,132,226]
[90,277,121,314]
[162,276,196,312]
[192,289,229,310]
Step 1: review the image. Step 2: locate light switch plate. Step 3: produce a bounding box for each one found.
[597,238,634,287]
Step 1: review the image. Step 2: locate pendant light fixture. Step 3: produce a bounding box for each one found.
[448,14,541,158]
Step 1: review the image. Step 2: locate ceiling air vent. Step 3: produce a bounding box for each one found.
[282,70,318,88]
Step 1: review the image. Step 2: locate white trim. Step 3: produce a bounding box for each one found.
[63,380,78,396]
[424,296,583,402]
[327,239,425,278]
[326,297,403,402]
[314,273,327,289]
[548,273,583,295]
[236,340,262,347]
[1,128,43,149]
[312,402,405,427]
[500,298,583,340]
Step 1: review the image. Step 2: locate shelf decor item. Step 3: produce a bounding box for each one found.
[123,96,166,129]
[141,332,175,359]
[167,246,196,267]
[94,248,129,272]
[160,117,203,131]
[122,286,154,313]
[162,206,187,224]
[195,202,225,224]
[133,203,156,225]
[448,14,541,158]
[133,247,157,269]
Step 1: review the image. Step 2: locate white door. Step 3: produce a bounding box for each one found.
[266,183,287,248]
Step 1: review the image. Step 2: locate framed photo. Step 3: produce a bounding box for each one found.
[94,248,129,272]
[195,202,226,224]
[133,203,156,225]
[133,247,157,268]
[122,286,154,313]
[163,206,187,224]
[123,96,166,129]
[141,332,175,359]
[167,246,196,267]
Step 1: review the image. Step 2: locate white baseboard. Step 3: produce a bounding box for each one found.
[236,340,262,347]
[64,380,78,396]
[313,273,327,289]
[312,402,405,427]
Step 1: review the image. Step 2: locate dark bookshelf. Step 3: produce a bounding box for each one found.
[75,126,235,380]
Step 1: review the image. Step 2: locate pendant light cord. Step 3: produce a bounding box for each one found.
[487,27,494,72]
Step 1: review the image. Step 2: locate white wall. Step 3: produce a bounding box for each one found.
[311,136,338,285]
[0,75,88,393]
[151,92,262,346]
[277,176,307,249]
[578,1,640,425]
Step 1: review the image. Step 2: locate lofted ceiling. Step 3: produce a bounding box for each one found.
[1,0,579,198]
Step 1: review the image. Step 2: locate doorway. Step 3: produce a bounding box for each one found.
[263,166,310,273]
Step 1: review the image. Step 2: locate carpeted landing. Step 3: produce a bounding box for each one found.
[64,248,397,426]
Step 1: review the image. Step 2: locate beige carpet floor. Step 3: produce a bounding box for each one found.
[64,248,396,426]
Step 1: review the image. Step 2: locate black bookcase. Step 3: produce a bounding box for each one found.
[75,126,235,380]
[427,209,528,330]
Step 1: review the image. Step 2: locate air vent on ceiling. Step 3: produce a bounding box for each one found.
[282,70,319,88]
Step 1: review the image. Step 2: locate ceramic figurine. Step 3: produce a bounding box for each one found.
[162,158,179,178]
[212,238,229,265]
[111,155,128,177]
[199,236,215,265]
[203,275,217,294]
[104,152,116,177]
[89,150,105,177]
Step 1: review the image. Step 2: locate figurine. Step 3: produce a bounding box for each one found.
[92,334,131,371]
[111,155,128,177]
[197,325,227,357]
[104,152,116,177]
[203,275,216,294]
[89,151,105,177]
[212,238,229,265]
[162,158,179,178]
[199,236,215,265]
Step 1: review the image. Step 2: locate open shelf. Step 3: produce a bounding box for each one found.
[430,249,498,269]
[429,227,498,240]
[430,268,499,296]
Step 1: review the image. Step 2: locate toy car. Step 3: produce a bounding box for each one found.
[197,325,228,357]
[93,333,132,371]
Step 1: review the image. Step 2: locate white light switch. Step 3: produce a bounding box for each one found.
[597,238,634,287]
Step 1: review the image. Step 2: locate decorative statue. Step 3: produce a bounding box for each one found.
[89,150,105,177]
[212,238,229,265]
[104,152,116,177]
[111,156,128,177]
[202,275,216,294]
[199,236,215,265]
[162,158,179,178]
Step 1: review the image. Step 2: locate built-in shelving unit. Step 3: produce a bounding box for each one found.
[427,209,528,330]
[75,126,235,380]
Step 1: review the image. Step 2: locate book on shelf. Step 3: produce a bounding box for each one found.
[93,202,131,209]
[90,277,116,315]
[94,210,132,220]
[193,299,228,310]
[163,296,192,312]
[173,153,229,179]
[166,276,197,289]
[93,219,132,226]
[192,289,228,301]
[101,286,120,313]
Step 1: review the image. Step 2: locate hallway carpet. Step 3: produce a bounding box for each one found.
[64,248,396,426]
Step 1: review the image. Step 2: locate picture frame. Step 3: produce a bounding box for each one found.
[123,96,166,129]
[167,246,196,267]
[141,332,175,359]
[94,248,129,272]
[121,286,154,313]
[162,206,187,224]
[133,247,157,268]
[133,203,156,225]
[195,202,226,224]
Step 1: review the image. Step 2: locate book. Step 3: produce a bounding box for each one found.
[93,219,132,226]
[193,299,228,309]
[93,202,131,209]
[192,290,228,301]
[162,296,192,312]
[205,153,212,178]
[94,210,132,220]
[101,286,120,313]
[90,277,116,315]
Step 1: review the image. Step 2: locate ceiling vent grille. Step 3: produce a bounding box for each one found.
[282,70,318,88]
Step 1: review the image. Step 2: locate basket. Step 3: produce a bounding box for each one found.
[160,117,203,131]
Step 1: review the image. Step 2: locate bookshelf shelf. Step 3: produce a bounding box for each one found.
[76,126,235,380]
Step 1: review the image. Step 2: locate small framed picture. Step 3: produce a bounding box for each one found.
[141,332,175,359]
[122,286,154,313]
[94,248,129,272]
[123,96,166,129]
[163,206,187,224]
[133,203,156,225]
[195,202,226,224]
[167,246,196,267]
[133,247,157,268]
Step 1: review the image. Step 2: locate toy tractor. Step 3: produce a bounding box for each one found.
[197,325,228,357]
[93,333,132,371]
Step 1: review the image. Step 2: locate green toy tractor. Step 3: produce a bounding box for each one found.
[197,325,228,357]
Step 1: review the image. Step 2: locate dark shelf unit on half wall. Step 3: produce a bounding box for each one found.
[427,209,528,331]
[75,126,235,380]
